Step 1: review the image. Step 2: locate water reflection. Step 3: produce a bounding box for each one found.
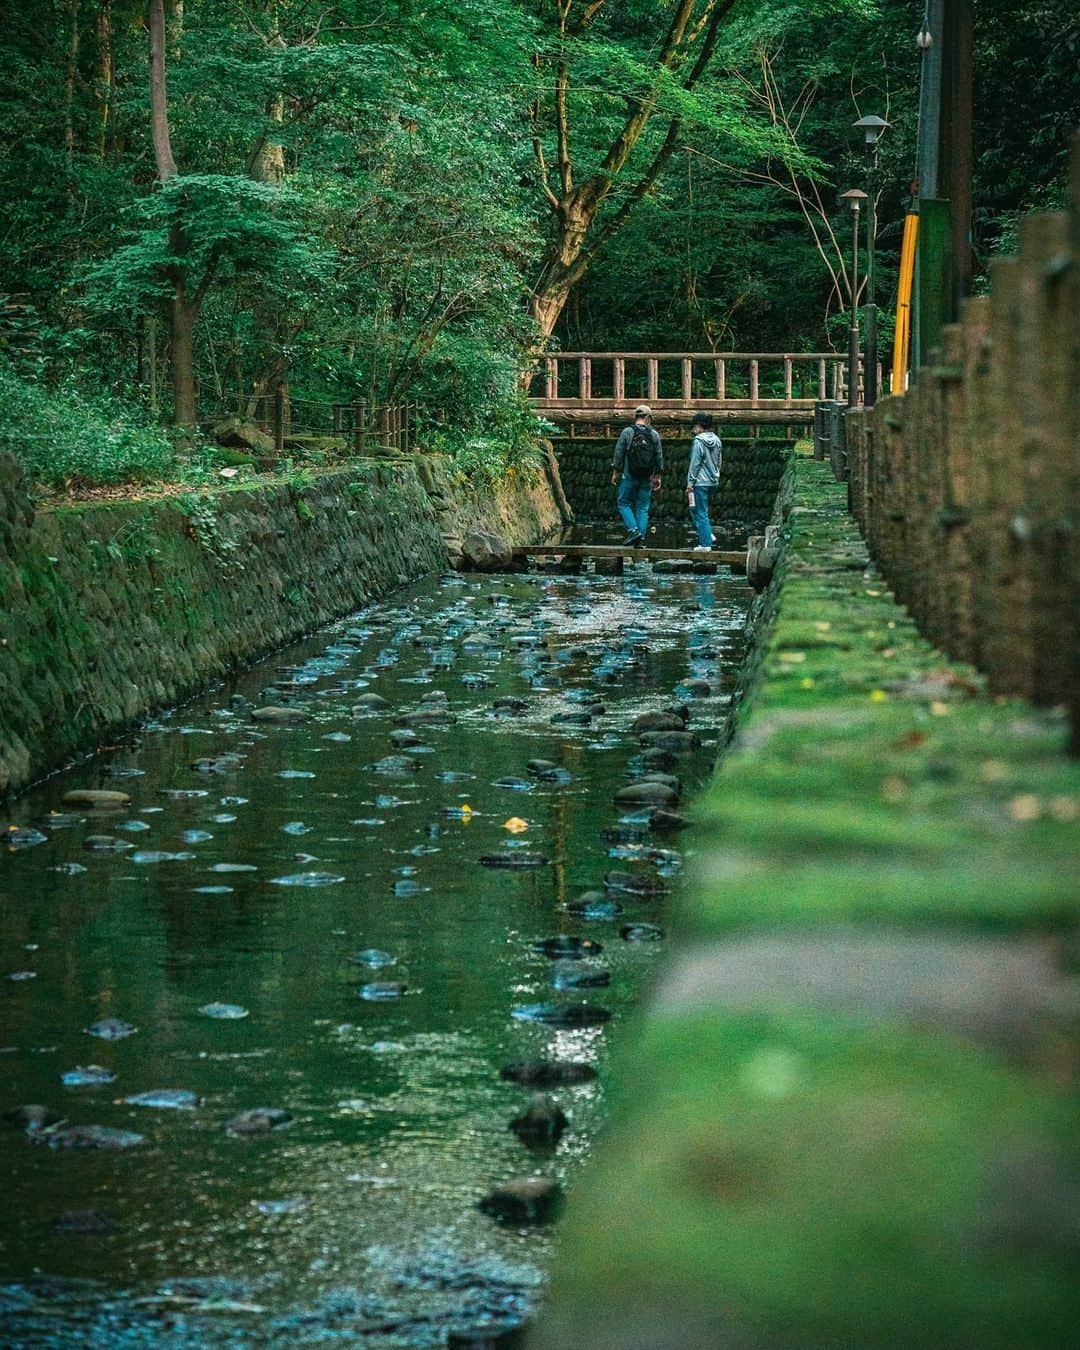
[1,561,750,1344]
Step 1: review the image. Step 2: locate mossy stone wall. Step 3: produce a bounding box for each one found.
[0,454,561,796]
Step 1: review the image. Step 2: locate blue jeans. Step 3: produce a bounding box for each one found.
[688,484,713,546]
[617,475,653,535]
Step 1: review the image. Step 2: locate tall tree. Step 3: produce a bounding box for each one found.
[528,0,738,340]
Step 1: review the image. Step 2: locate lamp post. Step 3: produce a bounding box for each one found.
[853,114,889,404]
[840,188,868,407]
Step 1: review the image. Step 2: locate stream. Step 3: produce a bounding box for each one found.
[1,553,752,1346]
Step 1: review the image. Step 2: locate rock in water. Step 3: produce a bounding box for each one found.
[551,961,610,991]
[525,759,560,777]
[499,1061,597,1087]
[565,893,623,920]
[54,1210,117,1235]
[638,730,699,753]
[621,923,664,942]
[359,981,407,1001]
[510,1094,568,1145]
[479,1177,562,1225]
[614,781,679,807]
[124,1090,199,1110]
[630,711,687,734]
[63,789,130,807]
[531,936,603,960]
[225,1108,294,1136]
[480,853,550,869]
[649,808,690,832]
[251,706,309,724]
[85,1018,137,1040]
[373,755,421,775]
[510,1003,611,1028]
[61,1065,117,1087]
[4,1104,61,1132]
[604,870,666,896]
[42,1125,144,1150]
[199,1002,249,1019]
[352,693,391,713]
[350,949,396,968]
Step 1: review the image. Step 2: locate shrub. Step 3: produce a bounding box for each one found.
[0,364,175,486]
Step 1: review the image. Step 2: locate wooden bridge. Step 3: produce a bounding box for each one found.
[530,351,852,433]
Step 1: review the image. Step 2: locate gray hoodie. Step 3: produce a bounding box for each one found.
[687,431,722,487]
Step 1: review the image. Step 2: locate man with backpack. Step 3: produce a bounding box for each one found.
[611,404,663,546]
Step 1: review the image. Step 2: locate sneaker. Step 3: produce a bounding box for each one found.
[692,544,712,552]
[622,531,644,546]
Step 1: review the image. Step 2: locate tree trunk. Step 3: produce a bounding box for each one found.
[530,196,596,340]
[63,0,80,197]
[96,0,113,158]
[171,283,197,429]
[148,0,177,181]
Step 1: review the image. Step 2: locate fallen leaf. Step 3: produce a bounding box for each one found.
[1008,794,1042,822]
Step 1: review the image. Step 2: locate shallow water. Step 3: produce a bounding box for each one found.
[1,560,751,1345]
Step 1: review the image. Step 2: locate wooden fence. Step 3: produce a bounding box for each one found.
[846,136,1077,731]
[213,393,415,456]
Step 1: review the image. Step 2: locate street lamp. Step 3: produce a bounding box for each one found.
[840,188,868,408]
[853,114,890,405]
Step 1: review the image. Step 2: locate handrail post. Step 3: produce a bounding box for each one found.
[783,357,793,406]
[714,358,726,402]
[354,400,367,456]
[545,357,558,401]
[749,359,759,407]
[818,358,827,400]
[613,356,625,404]
[681,357,693,404]
[273,386,286,453]
[579,356,592,402]
[647,358,658,402]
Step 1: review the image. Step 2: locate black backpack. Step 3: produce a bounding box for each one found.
[626,425,658,480]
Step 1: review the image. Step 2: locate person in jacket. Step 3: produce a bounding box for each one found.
[686,412,722,550]
[611,405,663,545]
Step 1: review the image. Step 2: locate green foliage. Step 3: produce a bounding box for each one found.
[0,363,175,486]
[175,492,245,569]
[0,0,1076,456]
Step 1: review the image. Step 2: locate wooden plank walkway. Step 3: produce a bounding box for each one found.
[511,544,745,565]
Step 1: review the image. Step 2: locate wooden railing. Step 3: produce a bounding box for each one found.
[531,352,850,412]
[210,393,415,456]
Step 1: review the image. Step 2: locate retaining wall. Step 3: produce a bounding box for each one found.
[845,137,1078,735]
[0,454,562,796]
[554,436,791,536]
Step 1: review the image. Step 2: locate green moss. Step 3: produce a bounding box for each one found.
[538,458,1079,1350]
[545,1010,1075,1350]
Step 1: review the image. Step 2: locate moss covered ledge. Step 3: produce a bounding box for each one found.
[531,457,1078,1350]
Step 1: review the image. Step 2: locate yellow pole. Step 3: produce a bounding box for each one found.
[892,212,919,392]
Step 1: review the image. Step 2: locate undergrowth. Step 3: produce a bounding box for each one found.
[0,364,175,486]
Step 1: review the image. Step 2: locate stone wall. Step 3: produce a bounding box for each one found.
[554,437,791,537]
[0,454,562,797]
[845,140,1078,736]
